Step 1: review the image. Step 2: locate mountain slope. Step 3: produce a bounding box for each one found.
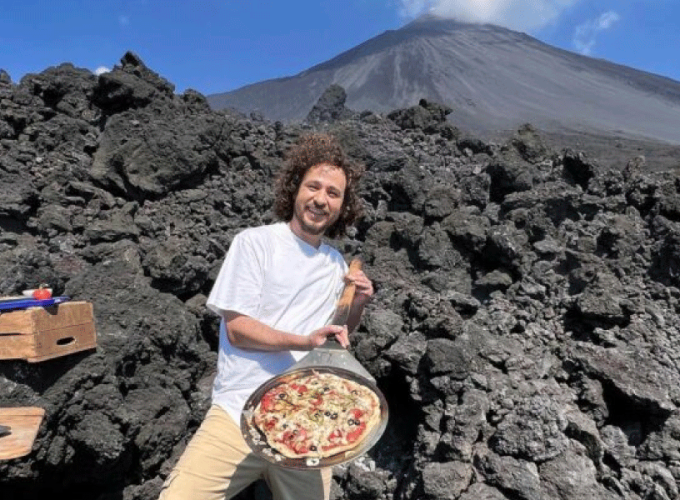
[208,15,680,144]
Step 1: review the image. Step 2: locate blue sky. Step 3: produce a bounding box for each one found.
[1,1,679,96]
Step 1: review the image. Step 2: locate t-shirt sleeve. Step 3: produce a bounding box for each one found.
[206,232,263,319]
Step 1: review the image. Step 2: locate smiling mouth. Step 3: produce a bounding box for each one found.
[306,207,327,218]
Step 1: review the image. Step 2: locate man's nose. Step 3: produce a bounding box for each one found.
[313,191,327,205]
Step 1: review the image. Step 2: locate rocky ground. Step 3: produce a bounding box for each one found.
[1,53,680,500]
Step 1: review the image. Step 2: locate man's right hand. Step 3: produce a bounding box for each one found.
[308,325,349,349]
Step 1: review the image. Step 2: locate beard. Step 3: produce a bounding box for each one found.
[293,204,338,237]
[298,218,327,236]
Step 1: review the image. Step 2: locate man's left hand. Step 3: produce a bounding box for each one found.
[345,268,374,307]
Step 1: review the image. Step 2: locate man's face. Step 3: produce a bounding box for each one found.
[289,163,347,246]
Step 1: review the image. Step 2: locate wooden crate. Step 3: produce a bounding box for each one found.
[0,407,45,460]
[0,302,97,362]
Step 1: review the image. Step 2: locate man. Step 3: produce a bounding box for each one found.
[159,133,373,500]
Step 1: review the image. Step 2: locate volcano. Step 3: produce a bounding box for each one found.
[208,14,680,146]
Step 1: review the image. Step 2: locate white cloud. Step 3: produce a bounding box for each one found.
[573,10,621,55]
[94,66,111,76]
[397,0,582,32]
[398,0,431,17]
[596,10,620,30]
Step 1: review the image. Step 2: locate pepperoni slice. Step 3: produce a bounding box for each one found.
[261,393,275,412]
[295,443,310,454]
[290,383,308,395]
[346,422,367,443]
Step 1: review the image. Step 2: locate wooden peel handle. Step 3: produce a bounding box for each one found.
[336,259,362,310]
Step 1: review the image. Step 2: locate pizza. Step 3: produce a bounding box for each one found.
[249,370,382,460]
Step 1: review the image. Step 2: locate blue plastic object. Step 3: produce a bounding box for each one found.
[0,296,70,312]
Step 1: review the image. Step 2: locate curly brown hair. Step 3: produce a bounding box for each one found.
[274,133,364,239]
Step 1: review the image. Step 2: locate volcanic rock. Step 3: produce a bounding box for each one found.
[305,84,355,124]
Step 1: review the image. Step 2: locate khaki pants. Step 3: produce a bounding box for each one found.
[158,405,332,500]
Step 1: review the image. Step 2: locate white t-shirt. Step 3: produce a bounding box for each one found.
[206,222,348,424]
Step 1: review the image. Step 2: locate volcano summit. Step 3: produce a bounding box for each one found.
[208,14,680,147]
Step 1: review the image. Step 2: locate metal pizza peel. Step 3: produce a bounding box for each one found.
[241,258,389,469]
[284,259,375,382]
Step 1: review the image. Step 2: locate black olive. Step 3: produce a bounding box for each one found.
[348,419,355,425]
[277,393,286,399]
[355,420,361,426]
[351,390,358,394]
[323,386,330,392]
[310,445,317,451]
[292,429,298,435]
[324,411,330,416]
[331,413,338,420]
[282,424,288,429]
